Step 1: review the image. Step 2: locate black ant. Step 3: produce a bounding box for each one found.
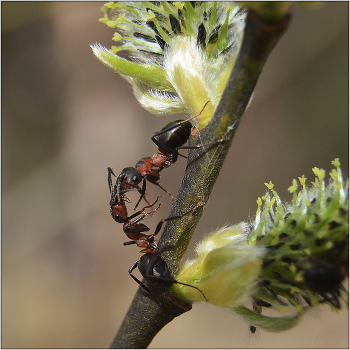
[114,101,226,210]
[129,246,208,312]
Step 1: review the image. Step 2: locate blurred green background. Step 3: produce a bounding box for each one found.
[2,2,348,348]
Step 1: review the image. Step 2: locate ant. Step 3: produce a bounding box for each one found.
[114,101,226,210]
[129,247,208,312]
[108,166,160,252]
[108,167,194,253]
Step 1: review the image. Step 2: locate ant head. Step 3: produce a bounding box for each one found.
[110,203,128,223]
[120,167,142,186]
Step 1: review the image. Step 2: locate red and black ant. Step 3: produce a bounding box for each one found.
[113,101,226,210]
[108,166,160,252]
[108,167,193,253]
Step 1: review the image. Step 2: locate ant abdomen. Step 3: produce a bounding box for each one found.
[153,120,192,154]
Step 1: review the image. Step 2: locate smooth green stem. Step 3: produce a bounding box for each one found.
[110,10,291,349]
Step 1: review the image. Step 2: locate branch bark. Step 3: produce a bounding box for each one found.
[110,10,292,349]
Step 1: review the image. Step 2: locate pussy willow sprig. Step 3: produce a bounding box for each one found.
[173,159,348,332]
[91,2,315,348]
[91,1,246,128]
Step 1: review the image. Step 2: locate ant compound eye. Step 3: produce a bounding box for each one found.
[133,175,141,183]
[130,170,142,184]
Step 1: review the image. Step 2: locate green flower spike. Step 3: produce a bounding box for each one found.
[90,2,246,129]
[172,159,348,332]
[175,223,265,307]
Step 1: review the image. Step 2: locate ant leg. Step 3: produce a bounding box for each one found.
[152,215,182,238]
[127,197,161,221]
[138,196,159,212]
[128,260,167,312]
[123,200,162,238]
[153,182,174,203]
[133,179,151,210]
[177,152,188,159]
[124,204,162,233]
[150,205,199,241]
[176,138,229,151]
[175,140,229,160]
[123,241,136,246]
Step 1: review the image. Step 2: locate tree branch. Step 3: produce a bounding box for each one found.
[110,10,291,349]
